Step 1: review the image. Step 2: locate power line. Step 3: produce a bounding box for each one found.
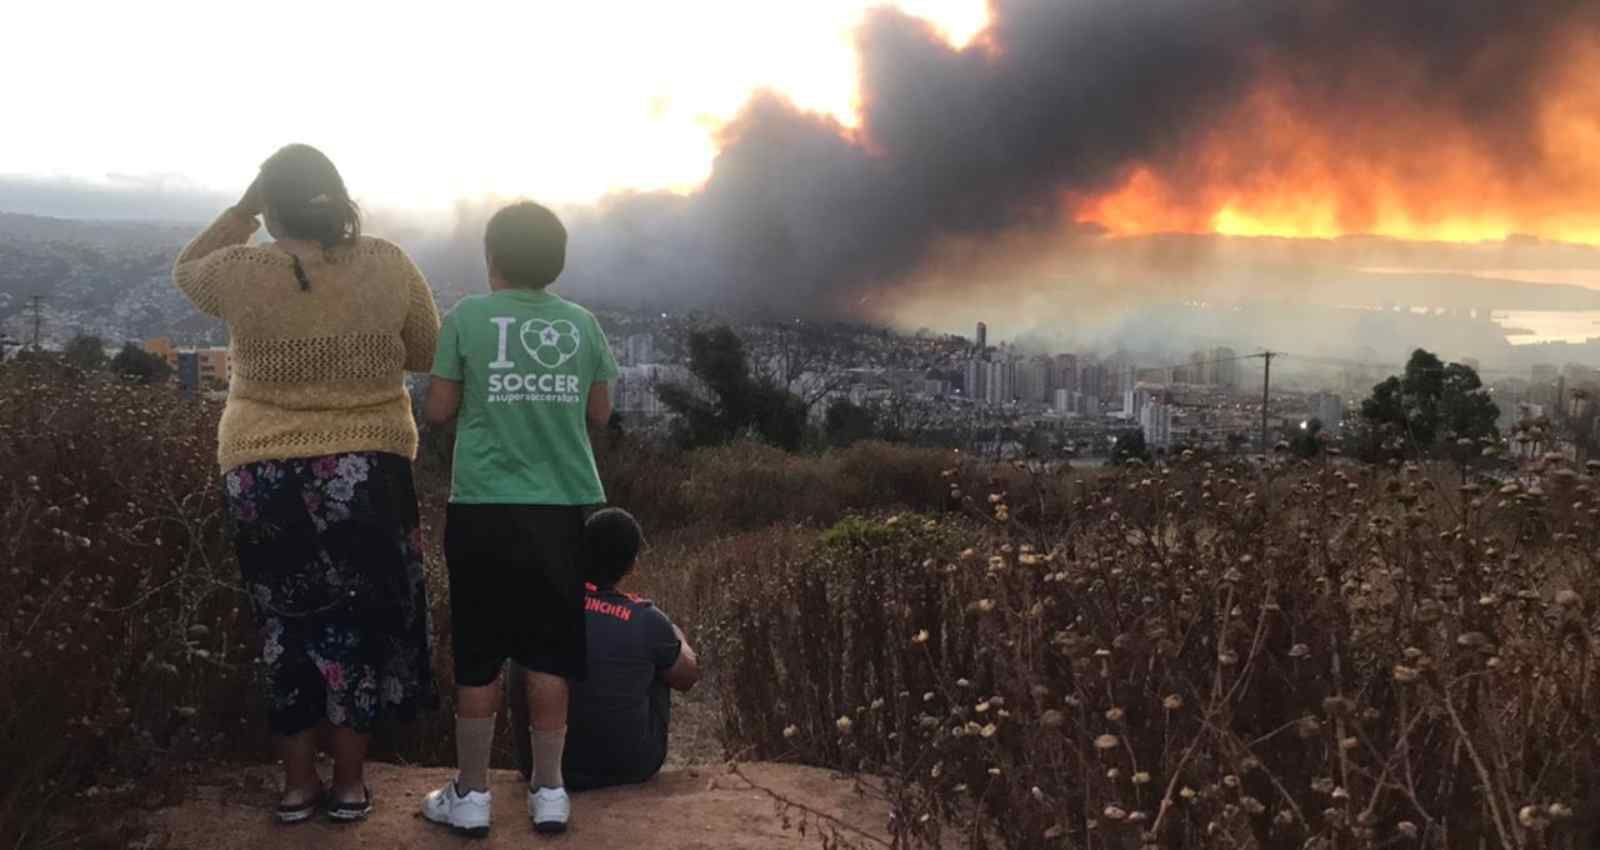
[1129,351,1267,380]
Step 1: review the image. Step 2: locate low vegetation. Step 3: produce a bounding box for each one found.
[5,363,1599,849]
[707,459,1600,848]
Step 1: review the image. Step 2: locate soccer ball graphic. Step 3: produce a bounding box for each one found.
[520,319,581,368]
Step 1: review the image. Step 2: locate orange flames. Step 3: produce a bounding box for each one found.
[1075,40,1600,246]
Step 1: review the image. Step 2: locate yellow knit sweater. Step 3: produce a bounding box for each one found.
[173,208,441,471]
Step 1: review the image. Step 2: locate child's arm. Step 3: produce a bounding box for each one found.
[397,250,441,372]
[661,622,700,692]
[426,309,463,425]
[586,313,619,428]
[587,382,612,428]
[425,378,462,426]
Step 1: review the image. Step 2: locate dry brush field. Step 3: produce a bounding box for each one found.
[4,367,1600,849]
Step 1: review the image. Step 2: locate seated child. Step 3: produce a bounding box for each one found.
[509,507,700,790]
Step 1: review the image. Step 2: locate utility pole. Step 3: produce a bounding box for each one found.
[24,295,46,350]
[1260,350,1276,456]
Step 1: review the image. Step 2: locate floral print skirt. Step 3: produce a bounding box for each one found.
[226,452,436,736]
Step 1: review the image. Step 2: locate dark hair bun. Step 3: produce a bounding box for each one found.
[259,144,361,249]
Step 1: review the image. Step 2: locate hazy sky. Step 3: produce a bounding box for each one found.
[3,0,984,211]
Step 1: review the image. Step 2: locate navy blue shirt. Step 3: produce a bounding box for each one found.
[563,585,682,790]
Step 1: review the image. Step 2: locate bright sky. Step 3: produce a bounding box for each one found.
[2,1,986,211]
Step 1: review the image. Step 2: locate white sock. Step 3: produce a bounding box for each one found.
[532,727,566,790]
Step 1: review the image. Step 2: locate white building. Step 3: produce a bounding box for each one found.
[1140,398,1175,448]
[624,333,655,366]
[984,359,1015,406]
[614,363,689,416]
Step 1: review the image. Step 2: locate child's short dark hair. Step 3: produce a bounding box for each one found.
[586,507,643,589]
[485,201,566,289]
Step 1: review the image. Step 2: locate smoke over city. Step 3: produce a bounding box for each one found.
[532,0,1600,322]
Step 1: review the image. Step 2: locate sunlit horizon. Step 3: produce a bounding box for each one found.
[2,1,988,212]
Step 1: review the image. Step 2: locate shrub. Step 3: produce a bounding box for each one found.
[0,373,242,848]
[0,373,961,847]
[707,458,1600,849]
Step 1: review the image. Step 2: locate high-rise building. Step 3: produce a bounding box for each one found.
[985,359,1015,406]
[196,348,229,386]
[964,358,988,401]
[1015,357,1050,404]
[1050,353,1078,396]
[1125,384,1162,423]
[1113,360,1138,398]
[1079,362,1107,400]
[1140,398,1174,448]
[1053,388,1072,414]
[1211,347,1239,389]
[624,333,655,366]
[975,322,988,351]
[615,364,688,416]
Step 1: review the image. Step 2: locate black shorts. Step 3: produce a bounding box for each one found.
[444,503,589,687]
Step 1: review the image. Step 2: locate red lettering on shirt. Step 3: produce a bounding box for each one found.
[585,594,632,622]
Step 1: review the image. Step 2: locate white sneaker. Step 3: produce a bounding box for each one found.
[528,786,570,834]
[422,779,492,838]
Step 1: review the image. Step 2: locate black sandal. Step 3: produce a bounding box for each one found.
[275,786,326,824]
[327,786,373,822]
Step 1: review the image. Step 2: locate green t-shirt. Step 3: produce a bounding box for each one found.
[431,289,619,505]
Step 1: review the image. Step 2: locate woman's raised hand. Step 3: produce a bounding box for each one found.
[235,174,265,217]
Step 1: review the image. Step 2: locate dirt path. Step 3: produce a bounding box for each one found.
[149,762,890,850]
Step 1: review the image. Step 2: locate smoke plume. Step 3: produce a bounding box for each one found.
[544,0,1600,321]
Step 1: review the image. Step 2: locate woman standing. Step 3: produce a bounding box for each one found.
[173,144,440,823]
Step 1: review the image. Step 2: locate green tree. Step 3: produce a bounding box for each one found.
[110,343,172,385]
[1290,418,1324,459]
[1358,348,1499,461]
[64,334,107,372]
[1110,429,1151,465]
[824,398,876,448]
[657,325,809,451]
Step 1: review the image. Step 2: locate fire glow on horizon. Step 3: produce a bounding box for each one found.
[1074,39,1600,247]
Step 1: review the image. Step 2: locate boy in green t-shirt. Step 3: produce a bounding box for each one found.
[420,201,618,837]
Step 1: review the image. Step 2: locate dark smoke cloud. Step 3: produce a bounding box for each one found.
[549,0,1599,318]
[6,0,1595,323]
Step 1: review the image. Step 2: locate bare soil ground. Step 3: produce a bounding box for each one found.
[148,762,892,850]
